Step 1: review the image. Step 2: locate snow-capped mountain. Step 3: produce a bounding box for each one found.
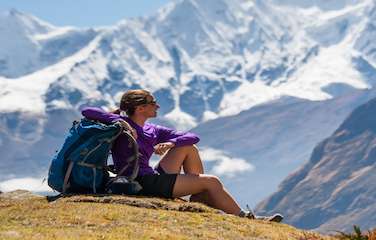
[270,0,360,11]
[0,9,99,78]
[256,96,376,232]
[1,0,376,222]
[3,0,375,128]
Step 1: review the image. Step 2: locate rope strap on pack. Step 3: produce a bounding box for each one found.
[62,161,74,194]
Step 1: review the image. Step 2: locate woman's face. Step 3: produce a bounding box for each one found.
[136,95,160,118]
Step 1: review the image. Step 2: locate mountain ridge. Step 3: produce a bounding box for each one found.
[256,96,376,232]
[2,0,375,127]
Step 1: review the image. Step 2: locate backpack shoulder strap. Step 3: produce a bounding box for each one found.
[107,129,139,186]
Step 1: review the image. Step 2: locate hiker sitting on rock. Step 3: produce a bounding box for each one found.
[82,89,282,222]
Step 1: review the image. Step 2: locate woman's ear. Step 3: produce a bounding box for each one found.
[134,105,145,114]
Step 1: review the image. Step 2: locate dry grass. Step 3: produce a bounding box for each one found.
[369,229,376,240]
[335,226,376,240]
[0,190,336,240]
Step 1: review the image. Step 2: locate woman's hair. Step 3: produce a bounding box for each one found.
[113,89,154,116]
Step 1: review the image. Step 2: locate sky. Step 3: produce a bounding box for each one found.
[0,0,172,27]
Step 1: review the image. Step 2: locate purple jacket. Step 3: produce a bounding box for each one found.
[81,107,200,176]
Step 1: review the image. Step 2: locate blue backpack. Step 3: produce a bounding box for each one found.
[47,118,140,194]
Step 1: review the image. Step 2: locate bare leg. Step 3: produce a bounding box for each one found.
[161,149,284,221]
[158,145,203,174]
[172,174,241,215]
[157,145,208,202]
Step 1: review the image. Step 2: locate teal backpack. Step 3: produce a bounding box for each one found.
[47,118,141,194]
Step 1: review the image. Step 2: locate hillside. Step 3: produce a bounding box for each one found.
[256,97,376,232]
[0,190,334,240]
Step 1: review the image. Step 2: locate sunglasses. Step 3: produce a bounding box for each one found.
[145,100,157,105]
[130,95,157,106]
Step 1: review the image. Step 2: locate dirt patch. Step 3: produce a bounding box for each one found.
[55,194,220,214]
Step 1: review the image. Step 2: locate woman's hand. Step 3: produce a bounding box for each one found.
[154,142,175,155]
[118,120,137,139]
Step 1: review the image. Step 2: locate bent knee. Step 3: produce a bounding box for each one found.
[173,144,199,153]
[201,174,223,189]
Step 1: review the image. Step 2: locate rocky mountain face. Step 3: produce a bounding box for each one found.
[256,97,376,232]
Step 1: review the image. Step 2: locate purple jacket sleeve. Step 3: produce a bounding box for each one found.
[155,125,200,147]
[81,107,122,123]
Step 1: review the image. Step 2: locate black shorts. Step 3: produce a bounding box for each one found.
[136,165,178,199]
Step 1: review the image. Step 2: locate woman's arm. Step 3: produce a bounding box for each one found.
[82,107,137,138]
[81,107,122,123]
[155,125,200,147]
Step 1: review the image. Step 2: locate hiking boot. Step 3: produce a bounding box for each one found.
[255,213,284,222]
[239,205,283,222]
[239,209,255,219]
[239,205,255,219]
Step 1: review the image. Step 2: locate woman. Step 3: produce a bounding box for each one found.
[82,89,282,222]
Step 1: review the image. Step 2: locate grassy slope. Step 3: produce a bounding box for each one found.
[0,191,335,240]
